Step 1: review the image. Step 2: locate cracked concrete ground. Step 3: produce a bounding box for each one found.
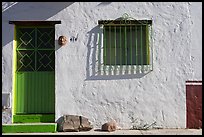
[2,129,202,135]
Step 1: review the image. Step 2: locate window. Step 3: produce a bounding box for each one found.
[98,16,153,73]
[103,25,149,65]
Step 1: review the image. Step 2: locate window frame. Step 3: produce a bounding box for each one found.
[98,19,153,73]
[102,24,150,66]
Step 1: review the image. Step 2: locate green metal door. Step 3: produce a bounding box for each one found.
[14,26,55,115]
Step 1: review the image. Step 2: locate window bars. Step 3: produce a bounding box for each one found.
[97,13,153,75]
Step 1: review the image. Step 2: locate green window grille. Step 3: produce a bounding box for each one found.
[98,13,153,73]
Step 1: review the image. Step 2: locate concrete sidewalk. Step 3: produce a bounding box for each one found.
[2,129,202,135]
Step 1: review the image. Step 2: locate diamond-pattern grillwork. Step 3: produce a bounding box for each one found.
[39,54,52,68]
[37,50,54,71]
[20,32,33,45]
[16,27,55,72]
[19,54,33,68]
[17,50,35,71]
[39,32,52,45]
[37,28,54,49]
[17,28,35,49]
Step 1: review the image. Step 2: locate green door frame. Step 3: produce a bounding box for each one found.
[11,23,59,123]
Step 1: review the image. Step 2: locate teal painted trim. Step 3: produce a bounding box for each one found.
[2,123,57,133]
[13,114,55,123]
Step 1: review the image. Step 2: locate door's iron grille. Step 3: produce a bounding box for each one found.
[17,28,35,49]
[16,27,55,72]
[17,50,35,71]
[37,50,55,71]
[37,28,55,49]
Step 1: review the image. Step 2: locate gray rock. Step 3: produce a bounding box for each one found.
[63,115,80,132]
[80,116,93,131]
[58,115,93,132]
[101,121,117,132]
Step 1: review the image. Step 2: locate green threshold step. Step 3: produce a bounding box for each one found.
[2,123,57,133]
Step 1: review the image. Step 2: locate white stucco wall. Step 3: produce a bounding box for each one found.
[2,2,202,129]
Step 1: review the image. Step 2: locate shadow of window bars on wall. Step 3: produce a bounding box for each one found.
[94,14,153,76]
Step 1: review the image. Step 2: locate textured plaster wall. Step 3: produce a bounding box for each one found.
[2,109,12,124]
[2,2,202,128]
